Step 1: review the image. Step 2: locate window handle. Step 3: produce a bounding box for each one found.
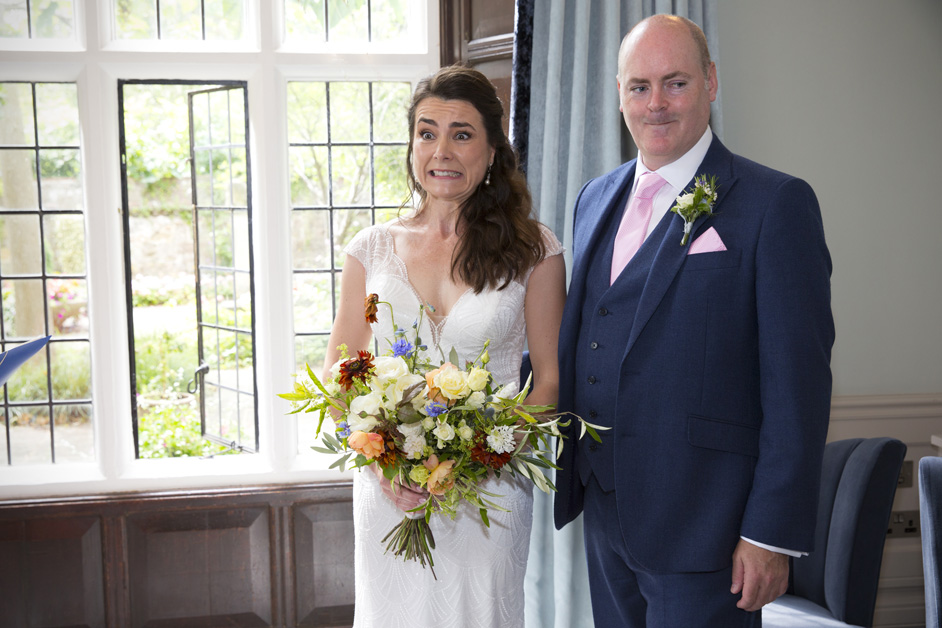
[187,363,210,394]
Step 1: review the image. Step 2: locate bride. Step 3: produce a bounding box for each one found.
[321,65,566,628]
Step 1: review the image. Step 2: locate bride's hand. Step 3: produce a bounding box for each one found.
[371,464,429,513]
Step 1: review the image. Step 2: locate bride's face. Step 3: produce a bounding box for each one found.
[411,97,496,209]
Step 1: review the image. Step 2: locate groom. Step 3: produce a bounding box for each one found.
[554,14,834,627]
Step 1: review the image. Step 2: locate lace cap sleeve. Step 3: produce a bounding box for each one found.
[539,222,565,258]
[343,224,392,282]
[522,222,565,285]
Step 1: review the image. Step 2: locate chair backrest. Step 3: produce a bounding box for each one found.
[920,456,942,628]
[791,437,906,627]
[520,350,532,391]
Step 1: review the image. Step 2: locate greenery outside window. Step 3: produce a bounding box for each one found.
[288,79,411,454]
[0,1,75,39]
[0,1,437,496]
[0,81,92,465]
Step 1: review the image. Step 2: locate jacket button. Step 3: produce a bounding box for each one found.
[589,410,598,418]
[587,376,596,384]
[590,341,599,350]
[598,307,608,316]
[589,443,599,451]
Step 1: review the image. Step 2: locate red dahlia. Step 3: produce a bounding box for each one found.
[338,351,375,389]
[470,441,512,470]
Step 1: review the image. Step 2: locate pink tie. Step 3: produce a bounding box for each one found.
[610,171,668,283]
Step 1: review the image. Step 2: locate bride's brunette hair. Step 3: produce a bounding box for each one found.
[405,64,546,293]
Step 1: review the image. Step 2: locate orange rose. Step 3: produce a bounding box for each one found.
[423,453,456,495]
[348,430,384,459]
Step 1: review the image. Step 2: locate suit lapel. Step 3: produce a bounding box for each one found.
[624,138,738,354]
[568,162,636,293]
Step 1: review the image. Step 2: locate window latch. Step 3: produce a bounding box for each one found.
[187,363,210,394]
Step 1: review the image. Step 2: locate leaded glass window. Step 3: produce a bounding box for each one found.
[0,81,92,465]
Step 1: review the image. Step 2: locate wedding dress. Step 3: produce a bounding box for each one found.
[344,220,563,628]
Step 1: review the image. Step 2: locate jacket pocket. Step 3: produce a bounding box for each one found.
[683,249,742,271]
[687,415,759,457]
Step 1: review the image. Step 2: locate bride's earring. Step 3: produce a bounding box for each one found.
[484,163,492,186]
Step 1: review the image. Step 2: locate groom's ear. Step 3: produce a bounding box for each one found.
[707,62,718,102]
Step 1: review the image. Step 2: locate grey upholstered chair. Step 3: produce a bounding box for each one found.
[920,456,941,628]
[763,437,906,628]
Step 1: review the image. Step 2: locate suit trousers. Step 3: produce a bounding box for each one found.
[582,474,761,628]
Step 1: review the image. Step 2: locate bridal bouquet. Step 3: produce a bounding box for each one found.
[280,294,602,577]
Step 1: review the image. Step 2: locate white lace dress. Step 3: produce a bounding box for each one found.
[344,221,563,628]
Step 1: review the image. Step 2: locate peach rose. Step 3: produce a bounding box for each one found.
[423,453,456,495]
[347,430,384,459]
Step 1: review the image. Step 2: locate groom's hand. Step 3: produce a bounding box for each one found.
[730,539,789,611]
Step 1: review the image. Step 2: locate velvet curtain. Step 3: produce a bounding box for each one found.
[512,2,720,626]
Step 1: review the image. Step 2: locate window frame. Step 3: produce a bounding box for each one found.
[0,0,439,499]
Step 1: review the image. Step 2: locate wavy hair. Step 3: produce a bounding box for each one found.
[405,64,546,293]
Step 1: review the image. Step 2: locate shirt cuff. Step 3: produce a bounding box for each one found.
[741,536,807,558]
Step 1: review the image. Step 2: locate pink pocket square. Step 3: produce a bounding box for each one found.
[687,226,727,255]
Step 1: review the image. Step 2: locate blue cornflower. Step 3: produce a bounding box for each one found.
[391,337,414,358]
[425,402,448,418]
[336,420,351,438]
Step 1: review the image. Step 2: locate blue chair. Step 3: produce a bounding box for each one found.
[920,456,942,628]
[764,437,907,628]
[520,350,533,391]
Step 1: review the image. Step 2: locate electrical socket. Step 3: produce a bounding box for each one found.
[886,510,920,538]
[898,460,913,488]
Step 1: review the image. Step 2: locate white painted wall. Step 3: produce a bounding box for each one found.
[715,0,942,398]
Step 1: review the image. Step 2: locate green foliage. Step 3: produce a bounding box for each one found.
[134,329,197,396]
[132,274,193,307]
[138,402,230,458]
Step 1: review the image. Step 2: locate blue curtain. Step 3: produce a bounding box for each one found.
[514,2,720,626]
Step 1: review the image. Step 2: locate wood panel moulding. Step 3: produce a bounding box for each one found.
[0,482,354,628]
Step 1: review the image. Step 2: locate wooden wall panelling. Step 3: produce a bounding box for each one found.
[293,500,355,627]
[0,515,105,628]
[125,507,272,626]
[0,482,355,628]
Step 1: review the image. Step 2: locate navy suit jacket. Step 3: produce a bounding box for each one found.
[554,137,834,573]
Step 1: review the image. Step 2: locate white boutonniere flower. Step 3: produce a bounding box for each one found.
[671,174,719,245]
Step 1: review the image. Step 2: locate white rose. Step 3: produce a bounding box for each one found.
[674,194,694,210]
[385,373,425,406]
[422,416,436,431]
[435,367,470,400]
[347,413,380,432]
[466,367,490,392]
[399,422,426,438]
[466,391,486,409]
[350,391,383,417]
[433,421,456,442]
[371,356,410,387]
[457,421,474,441]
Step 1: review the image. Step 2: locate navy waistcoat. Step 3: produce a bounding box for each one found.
[572,204,673,492]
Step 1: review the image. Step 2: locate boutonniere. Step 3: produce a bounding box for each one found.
[670,174,719,246]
